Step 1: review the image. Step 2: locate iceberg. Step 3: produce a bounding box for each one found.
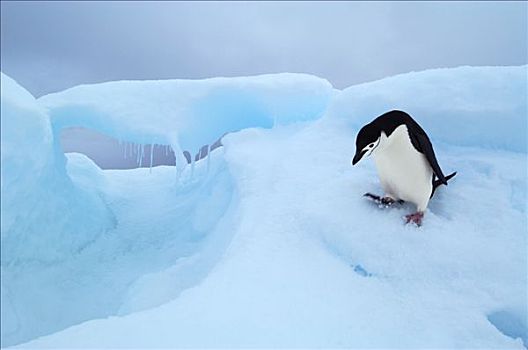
[1,66,526,348]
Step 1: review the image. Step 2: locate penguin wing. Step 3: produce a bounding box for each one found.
[408,126,448,185]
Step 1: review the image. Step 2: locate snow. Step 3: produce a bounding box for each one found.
[1,66,527,348]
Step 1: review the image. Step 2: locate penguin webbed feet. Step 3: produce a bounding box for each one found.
[405,211,424,226]
[364,193,404,207]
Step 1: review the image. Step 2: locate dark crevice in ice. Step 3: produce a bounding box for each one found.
[487,310,528,348]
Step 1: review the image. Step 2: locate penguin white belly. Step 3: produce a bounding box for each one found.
[373,125,433,211]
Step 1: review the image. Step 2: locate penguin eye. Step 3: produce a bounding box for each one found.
[362,142,376,152]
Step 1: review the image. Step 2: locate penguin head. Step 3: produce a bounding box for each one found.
[352,123,381,165]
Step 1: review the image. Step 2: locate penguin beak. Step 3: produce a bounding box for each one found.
[352,150,366,165]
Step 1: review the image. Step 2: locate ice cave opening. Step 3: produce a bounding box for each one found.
[59,126,226,172]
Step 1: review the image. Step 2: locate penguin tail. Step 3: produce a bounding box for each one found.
[444,171,457,183]
[431,171,457,198]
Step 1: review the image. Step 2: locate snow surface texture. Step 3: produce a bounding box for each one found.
[1,66,527,348]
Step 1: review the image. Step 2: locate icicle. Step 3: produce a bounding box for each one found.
[138,144,144,168]
[174,149,187,183]
[123,142,128,159]
[149,143,154,173]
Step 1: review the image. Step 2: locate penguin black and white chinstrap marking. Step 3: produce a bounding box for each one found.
[352,110,456,226]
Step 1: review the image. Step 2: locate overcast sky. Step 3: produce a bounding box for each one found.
[2,1,527,97]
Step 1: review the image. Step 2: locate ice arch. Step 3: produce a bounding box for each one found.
[39,73,335,169]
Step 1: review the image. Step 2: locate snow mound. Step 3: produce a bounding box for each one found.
[326,65,527,152]
[0,73,113,264]
[1,73,116,346]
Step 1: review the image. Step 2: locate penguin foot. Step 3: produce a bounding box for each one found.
[364,193,382,202]
[364,193,404,207]
[381,197,397,206]
[405,212,424,226]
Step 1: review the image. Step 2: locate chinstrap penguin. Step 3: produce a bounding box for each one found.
[352,110,456,225]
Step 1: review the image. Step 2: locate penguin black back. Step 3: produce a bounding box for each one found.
[368,110,448,185]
